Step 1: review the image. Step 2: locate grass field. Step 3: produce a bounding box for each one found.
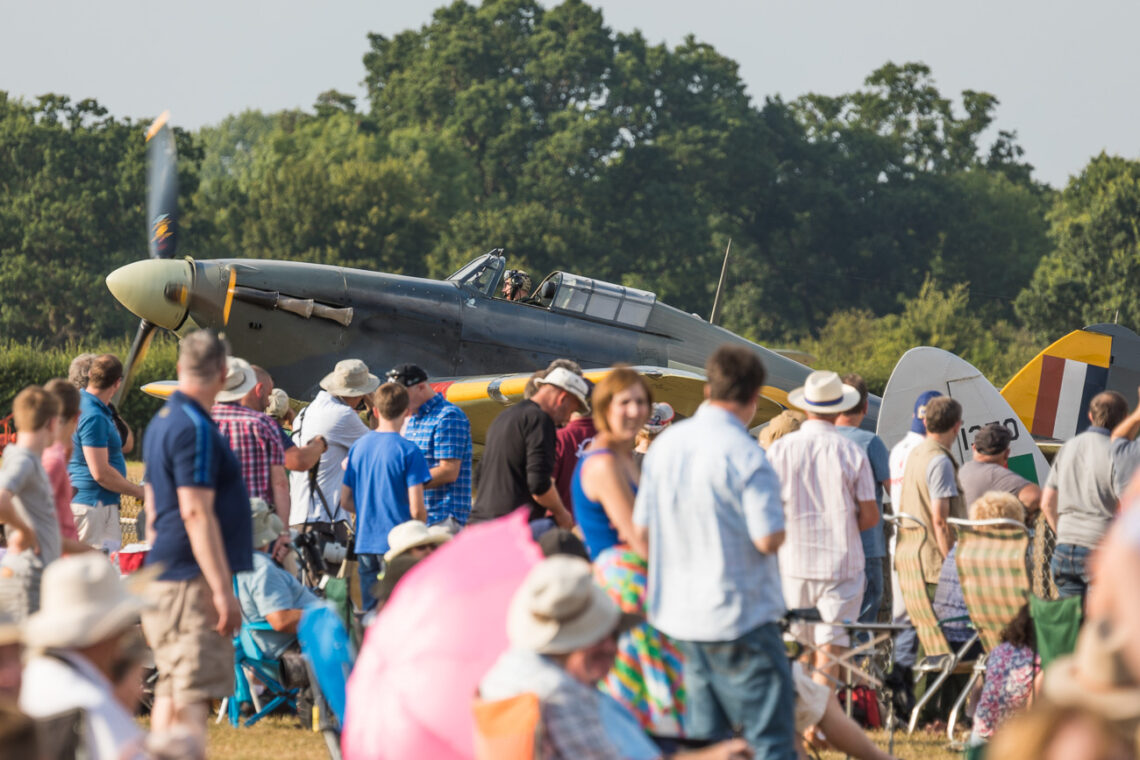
[202,717,959,759]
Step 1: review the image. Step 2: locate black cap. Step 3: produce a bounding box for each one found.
[537,528,590,561]
[386,363,429,387]
[973,423,1013,455]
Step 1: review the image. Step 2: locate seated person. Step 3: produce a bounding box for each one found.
[479,555,751,760]
[969,604,1038,745]
[235,499,319,659]
[501,269,532,302]
[933,490,1025,647]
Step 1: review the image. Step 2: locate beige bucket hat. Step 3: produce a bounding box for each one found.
[533,367,591,413]
[1045,618,1140,724]
[384,521,451,563]
[320,359,381,397]
[507,556,637,655]
[214,356,258,403]
[24,554,151,650]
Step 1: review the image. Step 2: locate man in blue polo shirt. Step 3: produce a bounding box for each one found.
[68,354,144,552]
[140,330,252,751]
[389,364,473,527]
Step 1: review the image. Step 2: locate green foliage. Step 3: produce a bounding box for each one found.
[800,278,1039,394]
[0,337,177,458]
[1016,153,1140,337]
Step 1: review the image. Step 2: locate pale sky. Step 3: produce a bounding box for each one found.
[4,0,1138,188]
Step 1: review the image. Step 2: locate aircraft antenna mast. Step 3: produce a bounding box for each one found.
[709,238,732,325]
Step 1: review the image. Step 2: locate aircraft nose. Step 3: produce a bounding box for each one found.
[106,258,193,330]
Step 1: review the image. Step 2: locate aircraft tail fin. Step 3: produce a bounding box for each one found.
[1000,329,1112,441]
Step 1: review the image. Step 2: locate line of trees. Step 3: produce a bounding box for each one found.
[2,0,1137,390]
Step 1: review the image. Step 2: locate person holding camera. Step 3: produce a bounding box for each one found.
[341,383,432,612]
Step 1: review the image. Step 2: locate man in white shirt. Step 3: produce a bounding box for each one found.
[288,359,379,531]
[767,371,878,688]
[20,554,156,760]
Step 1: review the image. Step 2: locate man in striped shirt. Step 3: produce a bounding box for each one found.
[767,370,878,688]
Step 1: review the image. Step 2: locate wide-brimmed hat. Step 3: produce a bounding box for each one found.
[507,556,636,655]
[251,498,285,549]
[215,356,258,403]
[1045,618,1140,723]
[758,409,806,449]
[320,359,381,397]
[24,554,151,650]
[384,520,451,563]
[534,367,591,413]
[787,370,861,414]
[645,402,675,434]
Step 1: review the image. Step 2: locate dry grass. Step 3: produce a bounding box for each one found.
[205,716,330,760]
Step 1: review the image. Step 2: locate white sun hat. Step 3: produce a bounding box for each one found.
[786,370,862,414]
[214,356,258,403]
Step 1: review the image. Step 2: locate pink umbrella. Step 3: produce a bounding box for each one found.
[342,510,543,759]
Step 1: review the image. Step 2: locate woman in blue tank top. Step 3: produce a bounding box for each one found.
[571,368,651,559]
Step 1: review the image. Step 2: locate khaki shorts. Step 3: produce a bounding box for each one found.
[141,576,234,704]
[71,503,122,552]
[782,575,864,647]
[792,662,830,733]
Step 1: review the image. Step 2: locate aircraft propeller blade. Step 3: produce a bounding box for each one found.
[113,319,159,407]
[146,111,178,260]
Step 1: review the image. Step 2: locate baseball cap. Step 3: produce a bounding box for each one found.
[534,367,591,413]
[973,422,1013,455]
[645,402,675,434]
[386,363,429,387]
[911,391,943,434]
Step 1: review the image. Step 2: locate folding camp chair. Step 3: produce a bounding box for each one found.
[222,621,299,728]
[886,514,980,734]
[1029,593,1082,670]
[947,517,1030,743]
[298,603,357,760]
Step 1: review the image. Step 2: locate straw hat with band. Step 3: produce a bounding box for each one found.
[214,356,258,403]
[384,520,451,563]
[508,556,638,655]
[533,367,591,414]
[320,359,381,397]
[787,370,861,414]
[24,554,151,650]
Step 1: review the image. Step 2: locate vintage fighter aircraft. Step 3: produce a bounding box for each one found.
[106,115,880,436]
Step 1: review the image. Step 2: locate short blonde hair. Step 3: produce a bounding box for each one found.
[969,491,1025,523]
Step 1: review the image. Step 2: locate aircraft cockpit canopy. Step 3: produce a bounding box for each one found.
[542,272,656,328]
[448,252,505,297]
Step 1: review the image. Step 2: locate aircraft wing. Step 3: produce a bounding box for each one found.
[146,366,788,446]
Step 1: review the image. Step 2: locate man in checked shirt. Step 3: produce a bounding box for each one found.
[387,363,473,528]
[211,357,290,558]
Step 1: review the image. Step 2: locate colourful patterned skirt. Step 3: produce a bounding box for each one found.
[593,545,686,737]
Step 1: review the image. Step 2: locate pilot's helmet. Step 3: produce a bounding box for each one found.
[505,269,532,295]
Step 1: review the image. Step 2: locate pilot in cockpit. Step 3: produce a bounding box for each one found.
[501,269,532,302]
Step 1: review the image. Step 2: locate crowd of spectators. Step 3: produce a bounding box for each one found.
[5,332,1140,759]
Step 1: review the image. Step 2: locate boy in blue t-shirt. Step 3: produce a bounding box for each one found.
[341,382,431,611]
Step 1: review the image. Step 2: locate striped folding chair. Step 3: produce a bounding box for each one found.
[886,514,980,734]
[947,517,1030,742]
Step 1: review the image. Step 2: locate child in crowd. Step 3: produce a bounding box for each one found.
[341,383,431,612]
[970,604,1039,744]
[41,379,93,554]
[0,386,63,619]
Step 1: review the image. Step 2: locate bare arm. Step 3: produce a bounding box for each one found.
[83,446,144,500]
[178,486,239,636]
[1018,482,1042,513]
[753,530,785,555]
[144,483,158,544]
[284,436,324,472]
[0,490,38,554]
[265,608,305,634]
[581,453,647,557]
[856,498,879,531]
[426,459,461,489]
[533,485,574,529]
[1041,487,1059,532]
[339,484,355,515]
[408,483,426,522]
[270,465,290,526]
[930,497,954,558]
[1112,397,1140,440]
